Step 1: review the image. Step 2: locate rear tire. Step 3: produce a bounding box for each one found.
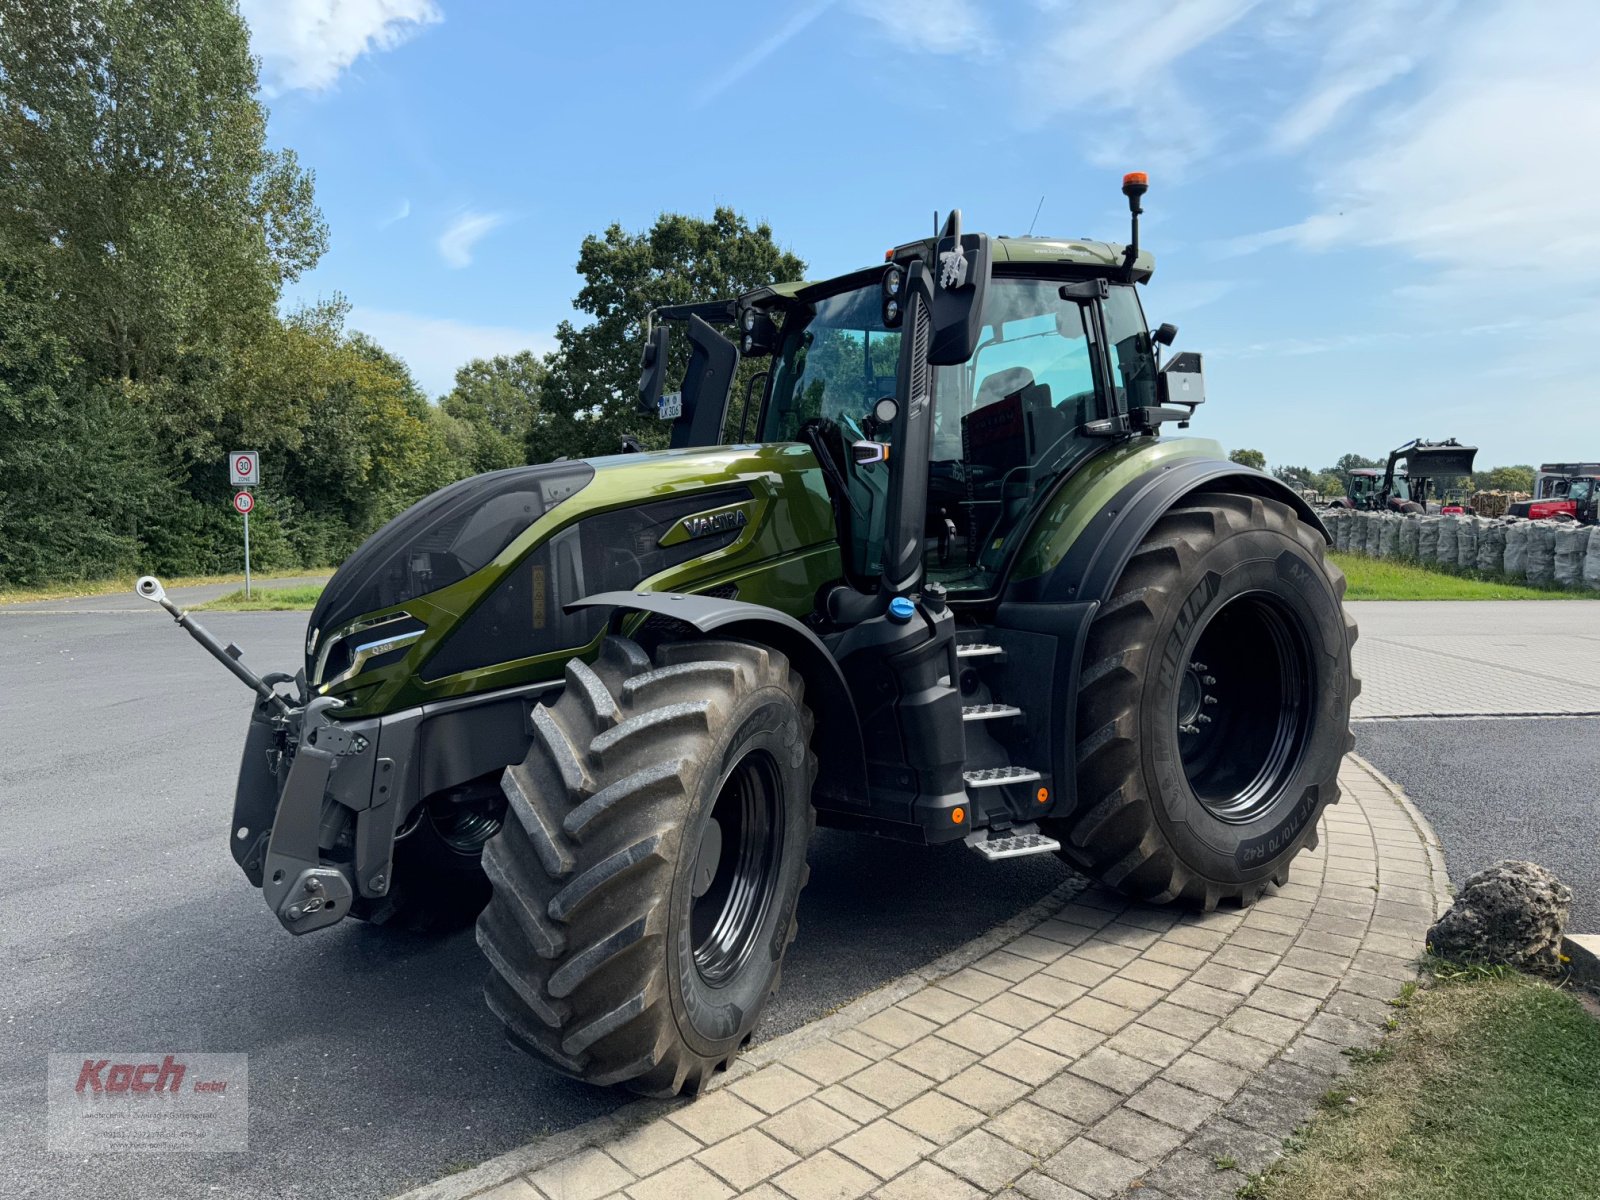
[1050,493,1358,908]
[476,636,816,1095]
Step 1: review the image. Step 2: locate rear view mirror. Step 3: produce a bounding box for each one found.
[637,324,669,415]
[927,210,991,365]
[1157,350,1205,409]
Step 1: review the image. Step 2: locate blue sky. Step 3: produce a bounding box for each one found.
[243,0,1600,472]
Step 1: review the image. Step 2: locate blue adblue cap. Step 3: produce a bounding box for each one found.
[887,596,916,623]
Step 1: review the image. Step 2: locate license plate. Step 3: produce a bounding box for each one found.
[658,391,682,421]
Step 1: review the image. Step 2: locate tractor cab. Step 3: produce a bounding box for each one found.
[1343,468,1404,510]
[754,253,1179,598]
[646,177,1204,608]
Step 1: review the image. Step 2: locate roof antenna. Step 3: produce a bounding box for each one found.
[1026,194,1045,237]
[933,209,939,238]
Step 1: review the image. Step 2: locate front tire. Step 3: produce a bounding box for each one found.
[476,636,816,1095]
[1051,493,1358,908]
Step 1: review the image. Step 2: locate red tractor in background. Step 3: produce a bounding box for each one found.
[1508,463,1600,523]
[1327,438,1478,514]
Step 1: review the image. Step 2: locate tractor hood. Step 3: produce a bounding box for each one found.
[305,443,837,715]
[306,460,596,674]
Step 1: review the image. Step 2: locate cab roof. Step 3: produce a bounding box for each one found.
[739,234,1154,311]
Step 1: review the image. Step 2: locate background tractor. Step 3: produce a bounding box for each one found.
[1508,463,1600,523]
[1327,438,1477,514]
[140,175,1358,1097]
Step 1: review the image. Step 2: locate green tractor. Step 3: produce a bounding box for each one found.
[138,175,1357,1096]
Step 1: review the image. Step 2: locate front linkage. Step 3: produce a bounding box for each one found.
[138,576,368,934]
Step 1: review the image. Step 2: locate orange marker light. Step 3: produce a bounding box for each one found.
[1036,787,1049,805]
[1123,171,1148,187]
[952,807,965,825]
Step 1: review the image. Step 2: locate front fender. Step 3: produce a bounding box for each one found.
[1008,455,1329,606]
[566,591,869,811]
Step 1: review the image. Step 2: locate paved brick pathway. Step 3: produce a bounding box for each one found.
[1349,599,1600,717]
[395,757,1449,1200]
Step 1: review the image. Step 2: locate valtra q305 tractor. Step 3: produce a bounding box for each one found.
[140,175,1358,1096]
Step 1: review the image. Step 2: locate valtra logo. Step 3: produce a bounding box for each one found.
[681,507,749,540]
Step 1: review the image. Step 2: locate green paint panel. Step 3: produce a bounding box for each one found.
[1011,437,1224,581]
[323,443,840,716]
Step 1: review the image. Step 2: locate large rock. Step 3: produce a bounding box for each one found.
[1427,860,1572,972]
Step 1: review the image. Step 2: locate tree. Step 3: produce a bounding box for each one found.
[441,352,546,473]
[0,0,326,384]
[1228,448,1266,471]
[531,209,805,463]
[1332,452,1381,473]
[0,0,336,582]
[1487,465,1535,493]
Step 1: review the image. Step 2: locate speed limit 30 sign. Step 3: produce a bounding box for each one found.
[229,451,260,486]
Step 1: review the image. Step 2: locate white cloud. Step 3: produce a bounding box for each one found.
[1262,0,1600,294]
[849,0,991,55]
[437,211,508,269]
[1017,0,1262,173]
[379,198,411,228]
[1266,0,1449,151]
[697,1,839,108]
[347,307,556,396]
[240,0,441,95]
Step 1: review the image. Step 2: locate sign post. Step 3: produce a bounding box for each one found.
[228,453,260,599]
[232,490,255,597]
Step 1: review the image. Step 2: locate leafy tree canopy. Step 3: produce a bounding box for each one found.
[442,351,547,473]
[1228,447,1266,470]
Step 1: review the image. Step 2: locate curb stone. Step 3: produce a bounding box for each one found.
[390,754,1451,1200]
[1563,935,1600,986]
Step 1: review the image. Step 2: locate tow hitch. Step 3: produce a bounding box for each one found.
[135,576,357,934]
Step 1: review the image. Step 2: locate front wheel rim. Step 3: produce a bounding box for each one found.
[691,751,783,987]
[1175,591,1316,823]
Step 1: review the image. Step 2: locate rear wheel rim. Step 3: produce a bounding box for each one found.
[691,751,783,987]
[1175,592,1315,823]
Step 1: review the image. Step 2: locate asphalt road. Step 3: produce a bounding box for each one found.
[0,607,1074,1200]
[1357,717,1600,932]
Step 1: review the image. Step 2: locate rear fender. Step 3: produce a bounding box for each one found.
[566,591,869,811]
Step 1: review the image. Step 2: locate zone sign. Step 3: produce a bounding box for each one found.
[229,452,260,486]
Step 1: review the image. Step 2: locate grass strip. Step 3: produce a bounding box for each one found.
[1330,552,1592,600]
[1246,967,1600,1200]
[197,584,325,611]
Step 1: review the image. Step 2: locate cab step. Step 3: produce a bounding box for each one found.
[962,703,1022,722]
[956,642,1005,661]
[963,765,1042,788]
[966,823,1062,861]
